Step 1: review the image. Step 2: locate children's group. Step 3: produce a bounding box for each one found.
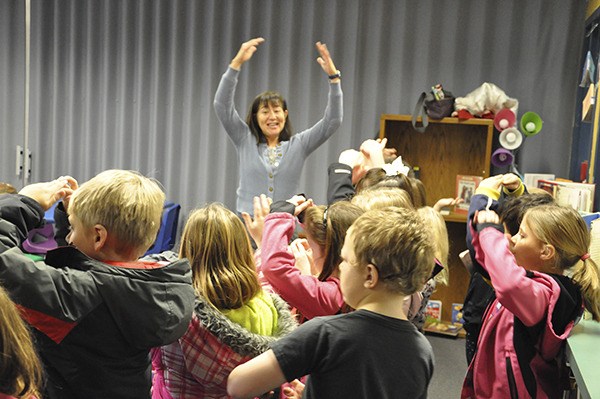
[1,37,599,399]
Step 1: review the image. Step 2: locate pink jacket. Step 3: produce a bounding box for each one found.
[260,212,344,320]
[462,225,582,399]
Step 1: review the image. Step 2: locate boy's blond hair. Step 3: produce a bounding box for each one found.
[350,207,434,296]
[69,170,165,253]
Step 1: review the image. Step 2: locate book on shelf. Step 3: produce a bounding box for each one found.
[537,179,595,213]
[523,173,555,190]
[424,299,442,323]
[451,303,464,325]
[455,175,483,214]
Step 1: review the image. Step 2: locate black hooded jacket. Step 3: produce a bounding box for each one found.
[0,194,194,399]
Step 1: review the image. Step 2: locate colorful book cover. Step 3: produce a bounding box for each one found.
[455,175,483,214]
[425,300,442,322]
[451,303,464,325]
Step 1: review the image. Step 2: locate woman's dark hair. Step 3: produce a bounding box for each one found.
[246,91,293,144]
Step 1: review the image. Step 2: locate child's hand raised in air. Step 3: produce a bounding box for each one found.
[474,209,501,225]
[477,174,504,192]
[501,173,522,192]
[19,176,77,211]
[286,194,313,216]
[290,239,314,276]
[242,194,272,249]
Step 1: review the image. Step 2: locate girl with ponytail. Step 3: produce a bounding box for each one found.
[462,204,600,399]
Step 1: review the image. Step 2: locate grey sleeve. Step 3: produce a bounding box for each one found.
[213,66,251,145]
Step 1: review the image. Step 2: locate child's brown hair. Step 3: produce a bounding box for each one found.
[350,207,435,296]
[302,201,364,281]
[0,285,43,398]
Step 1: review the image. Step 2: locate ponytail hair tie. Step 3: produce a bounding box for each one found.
[581,253,591,261]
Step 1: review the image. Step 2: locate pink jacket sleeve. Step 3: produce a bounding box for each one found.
[473,225,557,327]
[261,212,344,319]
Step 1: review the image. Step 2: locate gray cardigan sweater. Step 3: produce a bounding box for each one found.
[214,67,343,214]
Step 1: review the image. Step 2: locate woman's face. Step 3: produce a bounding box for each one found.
[257,103,288,143]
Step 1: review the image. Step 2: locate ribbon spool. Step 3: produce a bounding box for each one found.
[498,127,523,150]
[494,108,516,131]
[491,148,514,167]
[520,112,543,137]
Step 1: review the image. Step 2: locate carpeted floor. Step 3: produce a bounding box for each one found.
[426,335,468,399]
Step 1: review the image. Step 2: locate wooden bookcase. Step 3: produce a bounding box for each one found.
[379,114,494,321]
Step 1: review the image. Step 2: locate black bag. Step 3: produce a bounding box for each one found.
[412,89,455,132]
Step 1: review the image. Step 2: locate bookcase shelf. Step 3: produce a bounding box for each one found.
[379,114,494,321]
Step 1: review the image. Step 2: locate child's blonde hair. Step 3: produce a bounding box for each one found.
[417,206,449,285]
[525,205,600,321]
[0,286,43,398]
[350,207,435,296]
[179,203,261,310]
[69,170,165,254]
[351,187,414,211]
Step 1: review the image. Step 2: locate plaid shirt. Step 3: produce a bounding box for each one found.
[152,294,297,399]
[153,314,250,398]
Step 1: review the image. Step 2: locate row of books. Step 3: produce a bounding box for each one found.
[423,301,464,337]
[453,173,596,214]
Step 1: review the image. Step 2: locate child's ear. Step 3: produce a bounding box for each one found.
[364,264,379,289]
[93,224,109,251]
[540,243,556,261]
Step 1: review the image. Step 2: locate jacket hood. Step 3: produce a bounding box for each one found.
[195,293,297,357]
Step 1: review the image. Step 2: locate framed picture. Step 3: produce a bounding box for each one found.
[455,175,483,214]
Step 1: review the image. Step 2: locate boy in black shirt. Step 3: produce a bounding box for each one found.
[227,207,435,399]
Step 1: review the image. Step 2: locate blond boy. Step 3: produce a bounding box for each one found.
[227,207,435,399]
[0,170,194,399]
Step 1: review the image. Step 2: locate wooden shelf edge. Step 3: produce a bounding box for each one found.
[442,212,468,223]
[381,114,494,126]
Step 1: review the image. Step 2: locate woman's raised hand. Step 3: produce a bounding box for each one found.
[230,37,265,70]
[315,41,339,80]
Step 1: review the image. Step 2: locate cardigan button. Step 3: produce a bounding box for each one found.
[268,187,273,192]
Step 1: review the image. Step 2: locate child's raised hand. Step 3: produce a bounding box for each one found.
[475,209,500,225]
[501,173,522,191]
[290,238,314,276]
[359,138,386,168]
[242,194,272,248]
[286,195,313,216]
[433,196,464,212]
[19,176,76,211]
[338,149,361,168]
[478,174,504,192]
